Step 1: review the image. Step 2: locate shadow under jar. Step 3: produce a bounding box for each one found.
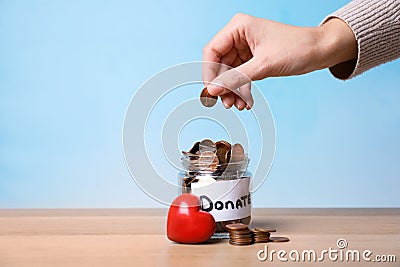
[179,152,252,233]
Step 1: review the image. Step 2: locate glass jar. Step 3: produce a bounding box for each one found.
[179,152,252,232]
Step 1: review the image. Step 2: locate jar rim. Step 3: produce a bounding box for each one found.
[181,153,249,172]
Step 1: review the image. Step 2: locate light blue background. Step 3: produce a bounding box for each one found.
[1,0,399,208]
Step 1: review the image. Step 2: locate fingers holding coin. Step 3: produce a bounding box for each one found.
[200,88,218,107]
[200,86,253,110]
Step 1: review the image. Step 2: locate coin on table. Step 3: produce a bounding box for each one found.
[254,227,277,233]
[229,230,252,236]
[253,231,271,236]
[269,236,290,243]
[229,240,253,246]
[231,143,245,162]
[200,87,217,107]
[230,238,253,243]
[229,232,252,237]
[199,139,216,153]
[225,223,248,231]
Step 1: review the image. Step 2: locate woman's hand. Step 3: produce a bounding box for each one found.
[202,13,357,110]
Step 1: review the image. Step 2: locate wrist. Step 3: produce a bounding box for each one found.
[314,17,357,70]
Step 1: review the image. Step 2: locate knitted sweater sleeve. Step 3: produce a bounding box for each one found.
[322,0,400,80]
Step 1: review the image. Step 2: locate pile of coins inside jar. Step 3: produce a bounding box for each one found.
[181,138,245,175]
[226,223,290,246]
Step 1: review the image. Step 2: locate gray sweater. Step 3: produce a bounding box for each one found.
[323,0,400,80]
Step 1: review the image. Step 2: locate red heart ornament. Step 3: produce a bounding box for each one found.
[167,193,215,244]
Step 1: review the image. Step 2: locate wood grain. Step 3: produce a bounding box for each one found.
[0,209,399,267]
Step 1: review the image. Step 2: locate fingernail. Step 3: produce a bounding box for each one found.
[223,102,233,109]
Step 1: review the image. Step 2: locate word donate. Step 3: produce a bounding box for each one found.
[191,178,251,221]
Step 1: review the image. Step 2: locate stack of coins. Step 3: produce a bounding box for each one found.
[225,223,254,246]
[252,227,275,243]
[226,224,290,246]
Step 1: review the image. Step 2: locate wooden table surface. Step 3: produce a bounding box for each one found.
[0,209,399,267]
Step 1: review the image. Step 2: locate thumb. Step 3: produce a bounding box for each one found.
[207,58,261,96]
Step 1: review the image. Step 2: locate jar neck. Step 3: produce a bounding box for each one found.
[181,153,249,176]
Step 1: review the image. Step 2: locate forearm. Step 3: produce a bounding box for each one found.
[322,0,400,80]
[315,18,358,73]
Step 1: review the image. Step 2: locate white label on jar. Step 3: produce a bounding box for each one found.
[191,177,251,222]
